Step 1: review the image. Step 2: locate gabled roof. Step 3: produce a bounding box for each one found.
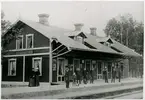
[4,19,141,57]
[19,19,90,50]
[85,33,141,57]
[96,37,114,44]
[111,39,141,57]
[84,34,120,54]
[64,31,87,38]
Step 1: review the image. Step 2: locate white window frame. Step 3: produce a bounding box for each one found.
[8,58,17,76]
[16,35,23,49]
[32,57,42,76]
[76,36,83,43]
[57,58,65,82]
[26,34,34,48]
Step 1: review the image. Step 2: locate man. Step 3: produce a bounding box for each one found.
[90,66,94,84]
[118,67,121,82]
[111,67,116,83]
[104,67,108,83]
[65,66,70,88]
[83,67,87,84]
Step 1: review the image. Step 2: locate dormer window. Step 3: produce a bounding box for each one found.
[74,36,84,43]
[26,34,34,48]
[16,35,23,49]
[101,42,111,47]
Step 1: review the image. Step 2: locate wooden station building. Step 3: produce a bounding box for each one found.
[2,14,142,84]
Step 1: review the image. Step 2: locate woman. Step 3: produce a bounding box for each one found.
[35,67,40,86]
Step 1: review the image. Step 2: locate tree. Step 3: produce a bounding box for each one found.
[1,10,23,48]
[1,10,11,35]
[104,14,143,55]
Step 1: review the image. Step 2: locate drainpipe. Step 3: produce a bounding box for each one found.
[49,38,52,85]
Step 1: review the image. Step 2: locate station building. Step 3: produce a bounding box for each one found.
[2,14,142,84]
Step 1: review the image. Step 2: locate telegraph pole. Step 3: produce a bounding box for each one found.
[126,28,129,47]
[120,24,123,44]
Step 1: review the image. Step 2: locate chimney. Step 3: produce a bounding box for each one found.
[74,23,84,31]
[38,13,49,25]
[90,27,97,36]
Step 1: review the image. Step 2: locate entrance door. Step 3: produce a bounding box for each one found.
[57,58,65,82]
[97,62,103,79]
[85,60,91,72]
[108,62,112,79]
[92,60,97,79]
[74,59,80,72]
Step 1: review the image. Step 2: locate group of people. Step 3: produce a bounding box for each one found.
[103,66,122,83]
[65,65,95,88]
[65,65,122,88]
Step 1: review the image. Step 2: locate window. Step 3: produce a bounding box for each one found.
[75,36,83,43]
[8,59,16,76]
[16,35,23,49]
[26,34,34,48]
[32,57,42,76]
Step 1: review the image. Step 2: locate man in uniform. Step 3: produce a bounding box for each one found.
[90,66,94,84]
[65,66,70,88]
[104,67,108,83]
[76,67,81,86]
[111,67,116,83]
[83,67,87,84]
[118,66,121,82]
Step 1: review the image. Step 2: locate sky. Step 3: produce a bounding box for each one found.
[1,1,144,37]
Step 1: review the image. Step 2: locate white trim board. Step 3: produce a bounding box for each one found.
[3,52,50,57]
[5,47,50,52]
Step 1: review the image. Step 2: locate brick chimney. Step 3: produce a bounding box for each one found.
[90,27,97,36]
[38,13,49,25]
[74,23,84,31]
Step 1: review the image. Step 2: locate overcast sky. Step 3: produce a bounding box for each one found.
[2,1,144,37]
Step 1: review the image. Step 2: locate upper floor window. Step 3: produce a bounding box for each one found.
[102,42,111,47]
[8,58,17,76]
[26,34,34,48]
[75,36,84,43]
[16,35,23,49]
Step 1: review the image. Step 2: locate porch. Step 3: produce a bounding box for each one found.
[54,49,127,83]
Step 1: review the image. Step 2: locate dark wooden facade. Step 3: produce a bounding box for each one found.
[2,21,130,83]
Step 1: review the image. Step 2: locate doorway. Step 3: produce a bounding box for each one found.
[57,58,65,82]
[107,62,112,79]
[74,59,80,72]
[97,62,103,79]
[85,60,91,72]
